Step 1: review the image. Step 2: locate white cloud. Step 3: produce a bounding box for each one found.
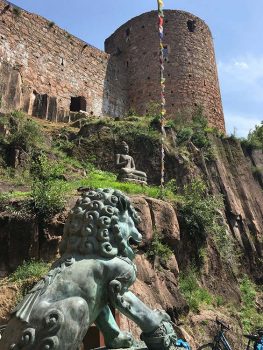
[233,61,249,70]
[218,55,263,81]
[225,111,261,137]
[218,55,263,102]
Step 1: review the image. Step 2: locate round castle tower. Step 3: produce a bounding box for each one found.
[105,10,225,132]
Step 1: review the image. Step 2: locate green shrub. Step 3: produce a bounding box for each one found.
[31,154,69,220]
[0,191,12,211]
[48,21,55,28]
[251,166,263,177]
[7,111,42,152]
[31,153,65,181]
[178,178,234,262]
[32,179,69,219]
[12,6,21,16]
[177,127,193,144]
[145,101,161,118]
[175,106,216,160]
[178,179,223,238]
[241,121,263,150]
[239,276,263,332]
[179,268,213,312]
[147,230,173,264]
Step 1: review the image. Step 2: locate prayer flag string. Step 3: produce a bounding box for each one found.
[158,0,166,190]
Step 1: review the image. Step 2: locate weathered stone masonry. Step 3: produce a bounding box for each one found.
[0,0,127,121]
[105,11,225,132]
[0,0,225,132]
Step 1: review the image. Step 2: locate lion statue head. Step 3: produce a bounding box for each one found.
[60,188,142,260]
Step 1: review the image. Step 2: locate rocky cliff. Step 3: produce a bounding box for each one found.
[0,115,262,348]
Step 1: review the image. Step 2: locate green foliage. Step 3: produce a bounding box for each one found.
[240,121,263,150]
[165,178,178,194]
[31,153,65,181]
[0,191,12,211]
[176,127,193,144]
[9,260,50,283]
[145,101,161,118]
[178,178,234,262]
[239,276,263,332]
[251,166,263,177]
[147,230,173,264]
[72,168,177,201]
[7,111,42,152]
[48,21,55,28]
[179,268,213,312]
[32,179,69,219]
[179,179,223,238]
[8,259,50,297]
[12,6,21,16]
[31,155,69,220]
[175,106,215,160]
[80,115,161,141]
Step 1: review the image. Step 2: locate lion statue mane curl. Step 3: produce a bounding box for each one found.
[60,188,140,260]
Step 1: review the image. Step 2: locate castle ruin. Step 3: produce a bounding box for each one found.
[0,0,225,132]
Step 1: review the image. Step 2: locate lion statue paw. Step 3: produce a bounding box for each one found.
[106,331,135,348]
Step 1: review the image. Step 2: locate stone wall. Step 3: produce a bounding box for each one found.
[105,10,225,132]
[0,0,127,121]
[0,1,225,131]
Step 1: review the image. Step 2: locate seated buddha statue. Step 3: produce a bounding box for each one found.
[115,141,147,184]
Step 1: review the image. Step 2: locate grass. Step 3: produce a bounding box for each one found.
[9,260,50,283]
[239,276,263,332]
[179,268,216,312]
[78,115,161,141]
[0,260,51,303]
[68,168,177,200]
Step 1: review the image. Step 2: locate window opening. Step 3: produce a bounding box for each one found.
[163,44,169,62]
[187,20,196,32]
[70,96,86,112]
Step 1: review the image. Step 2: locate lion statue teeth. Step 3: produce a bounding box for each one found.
[0,188,177,350]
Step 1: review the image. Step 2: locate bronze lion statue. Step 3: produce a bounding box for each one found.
[0,189,177,350]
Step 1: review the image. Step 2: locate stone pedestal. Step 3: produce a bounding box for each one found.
[117,174,147,185]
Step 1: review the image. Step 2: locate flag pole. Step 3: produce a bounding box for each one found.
[157,0,166,191]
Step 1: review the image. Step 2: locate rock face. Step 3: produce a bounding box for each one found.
[207,138,263,281]
[0,135,263,348]
[0,214,39,276]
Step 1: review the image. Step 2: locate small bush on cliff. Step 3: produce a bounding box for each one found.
[147,230,173,264]
[178,178,234,262]
[31,154,69,220]
[7,111,42,152]
[239,276,263,332]
[179,268,213,312]
[178,179,223,239]
[12,6,21,17]
[241,121,263,150]
[175,107,215,160]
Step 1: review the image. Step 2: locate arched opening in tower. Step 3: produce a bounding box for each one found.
[70,96,87,112]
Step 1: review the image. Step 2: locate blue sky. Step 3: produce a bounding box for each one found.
[10,0,263,136]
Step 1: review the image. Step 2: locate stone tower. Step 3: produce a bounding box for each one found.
[105,10,225,132]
